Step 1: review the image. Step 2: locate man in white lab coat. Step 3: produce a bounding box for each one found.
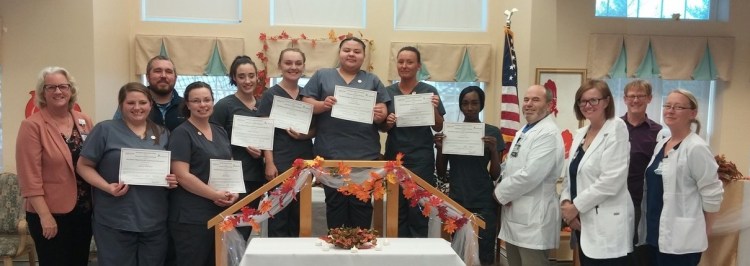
[494,85,565,266]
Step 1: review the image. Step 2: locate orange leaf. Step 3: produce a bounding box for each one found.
[338,162,352,177]
[361,179,373,192]
[386,172,397,184]
[373,185,385,200]
[428,196,443,206]
[248,219,261,233]
[218,220,234,232]
[355,190,371,202]
[328,30,337,42]
[443,219,458,234]
[395,152,405,167]
[258,199,273,213]
[421,204,432,217]
[402,184,417,199]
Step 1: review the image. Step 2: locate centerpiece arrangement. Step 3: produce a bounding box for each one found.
[716,154,746,182]
[322,227,378,249]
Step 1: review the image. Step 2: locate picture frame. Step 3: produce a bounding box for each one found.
[534,68,587,129]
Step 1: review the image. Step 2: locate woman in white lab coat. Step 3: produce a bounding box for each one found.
[638,89,723,266]
[560,79,633,265]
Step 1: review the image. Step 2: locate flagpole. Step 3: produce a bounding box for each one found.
[499,8,520,159]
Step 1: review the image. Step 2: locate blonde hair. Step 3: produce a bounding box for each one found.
[669,89,701,134]
[35,66,79,110]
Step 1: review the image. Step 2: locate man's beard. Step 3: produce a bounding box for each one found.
[149,85,173,97]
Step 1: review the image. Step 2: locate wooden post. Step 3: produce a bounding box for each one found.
[385,179,400,237]
[214,228,227,266]
[373,199,384,236]
[299,175,312,237]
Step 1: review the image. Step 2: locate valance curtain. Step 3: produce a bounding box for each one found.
[388,42,492,82]
[134,35,244,75]
[262,39,373,78]
[587,34,734,81]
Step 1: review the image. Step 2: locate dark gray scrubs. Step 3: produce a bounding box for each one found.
[167,121,231,266]
[301,68,391,229]
[80,119,170,266]
[257,84,315,237]
[445,124,504,264]
[384,82,446,237]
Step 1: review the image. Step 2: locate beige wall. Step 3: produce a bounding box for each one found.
[1,0,95,172]
[1,0,748,173]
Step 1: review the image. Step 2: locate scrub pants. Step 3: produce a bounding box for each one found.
[324,186,373,229]
[93,220,168,266]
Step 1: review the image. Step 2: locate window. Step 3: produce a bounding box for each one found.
[394,0,487,32]
[605,78,716,142]
[270,0,366,28]
[595,0,717,20]
[141,75,236,100]
[142,0,241,24]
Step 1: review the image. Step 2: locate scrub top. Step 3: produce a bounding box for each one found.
[384,82,446,184]
[301,68,391,160]
[446,124,504,208]
[257,84,314,170]
[80,119,170,232]
[167,121,232,224]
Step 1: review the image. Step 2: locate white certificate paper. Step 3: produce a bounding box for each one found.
[118,148,170,187]
[442,122,485,156]
[231,115,275,150]
[269,96,313,135]
[330,85,376,124]
[394,93,434,127]
[209,159,246,193]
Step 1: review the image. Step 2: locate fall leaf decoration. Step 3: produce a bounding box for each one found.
[716,154,744,182]
[220,154,473,234]
[322,227,378,249]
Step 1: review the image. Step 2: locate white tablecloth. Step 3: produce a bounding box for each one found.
[240,238,465,266]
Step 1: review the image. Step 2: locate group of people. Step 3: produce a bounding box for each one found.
[15,35,723,266]
[496,80,724,266]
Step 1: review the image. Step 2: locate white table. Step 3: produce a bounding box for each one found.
[240,238,465,266]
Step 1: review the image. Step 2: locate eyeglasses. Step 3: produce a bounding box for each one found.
[188,98,214,105]
[624,94,648,101]
[662,104,693,111]
[578,97,605,107]
[43,84,71,92]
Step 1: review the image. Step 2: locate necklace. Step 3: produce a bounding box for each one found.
[49,111,74,139]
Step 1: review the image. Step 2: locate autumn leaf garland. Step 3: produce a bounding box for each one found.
[219,154,471,234]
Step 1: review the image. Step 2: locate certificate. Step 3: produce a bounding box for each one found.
[118,148,170,187]
[231,115,275,150]
[441,122,485,156]
[209,159,246,193]
[394,93,434,127]
[269,96,313,134]
[330,85,376,124]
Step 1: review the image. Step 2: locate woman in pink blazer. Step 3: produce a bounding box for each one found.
[16,67,94,266]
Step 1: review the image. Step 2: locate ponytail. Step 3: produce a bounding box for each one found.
[691,119,701,134]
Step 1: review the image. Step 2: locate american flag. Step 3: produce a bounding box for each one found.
[499,26,521,158]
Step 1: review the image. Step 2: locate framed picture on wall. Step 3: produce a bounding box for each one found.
[535,68,587,130]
